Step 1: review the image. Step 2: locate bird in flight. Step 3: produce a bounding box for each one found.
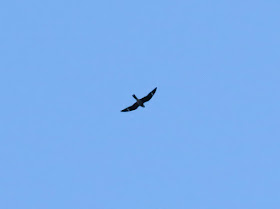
[121,87,157,112]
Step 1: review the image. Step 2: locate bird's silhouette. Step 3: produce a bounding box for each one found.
[121,87,157,112]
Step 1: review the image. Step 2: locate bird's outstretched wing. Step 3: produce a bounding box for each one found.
[121,102,139,112]
[140,87,157,103]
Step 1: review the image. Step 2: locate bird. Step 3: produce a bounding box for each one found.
[121,87,157,112]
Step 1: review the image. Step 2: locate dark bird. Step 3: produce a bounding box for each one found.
[121,87,157,112]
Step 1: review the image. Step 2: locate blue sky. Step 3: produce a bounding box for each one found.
[1,1,280,208]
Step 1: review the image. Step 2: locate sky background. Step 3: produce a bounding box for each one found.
[1,1,280,208]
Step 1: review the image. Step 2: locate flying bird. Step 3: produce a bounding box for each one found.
[121,87,157,112]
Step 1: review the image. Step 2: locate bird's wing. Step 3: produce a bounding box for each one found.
[121,102,139,112]
[140,87,157,103]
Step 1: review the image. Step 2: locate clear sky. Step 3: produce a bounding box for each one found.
[1,1,280,208]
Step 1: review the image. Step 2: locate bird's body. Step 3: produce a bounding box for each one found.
[133,94,145,107]
[121,87,157,112]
